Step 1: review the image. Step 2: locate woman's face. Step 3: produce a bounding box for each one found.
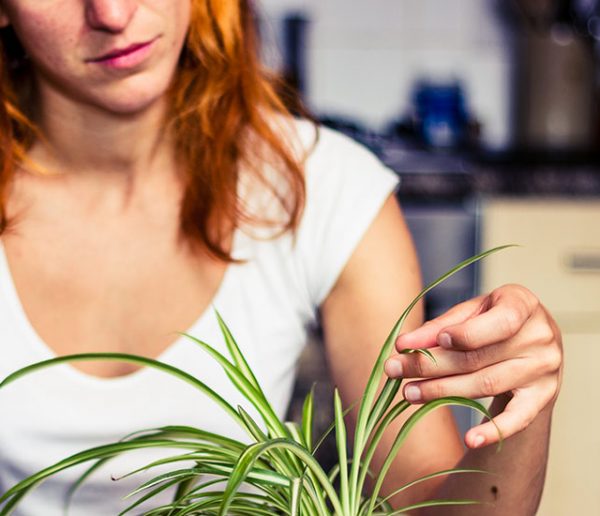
[0,0,192,115]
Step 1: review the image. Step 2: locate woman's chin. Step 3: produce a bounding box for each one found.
[69,71,173,118]
[83,88,169,118]
[104,97,166,117]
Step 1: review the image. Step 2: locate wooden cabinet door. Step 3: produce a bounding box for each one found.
[537,332,600,515]
[480,198,600,515]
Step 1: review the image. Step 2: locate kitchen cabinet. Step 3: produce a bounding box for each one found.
[480,198,600,515]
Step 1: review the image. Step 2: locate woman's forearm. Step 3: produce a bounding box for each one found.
[421,396,553,516]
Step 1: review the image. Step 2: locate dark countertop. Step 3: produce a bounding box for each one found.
[377,142,600,201]
[395,164,600,201]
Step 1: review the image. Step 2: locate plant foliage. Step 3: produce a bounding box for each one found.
[0,247,511,515]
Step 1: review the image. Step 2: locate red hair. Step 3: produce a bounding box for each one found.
[0,0,307,261]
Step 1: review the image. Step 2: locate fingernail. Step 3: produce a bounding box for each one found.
[438,333,452,349]
[405,385,421,402]
[472,435,485,448]
[385,359,403,378]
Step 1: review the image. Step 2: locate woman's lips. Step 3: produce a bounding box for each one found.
[88,39,157,70]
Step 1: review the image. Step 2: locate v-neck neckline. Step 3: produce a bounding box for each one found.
[0,237,240,388]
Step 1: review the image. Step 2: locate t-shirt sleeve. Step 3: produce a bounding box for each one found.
[295,125,400,307]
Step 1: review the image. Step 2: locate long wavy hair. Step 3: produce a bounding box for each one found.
[0,0,307,262]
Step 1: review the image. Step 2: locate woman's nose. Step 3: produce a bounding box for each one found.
[85,0,138,33]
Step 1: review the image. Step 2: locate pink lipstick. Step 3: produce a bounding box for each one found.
[89,39,157,70]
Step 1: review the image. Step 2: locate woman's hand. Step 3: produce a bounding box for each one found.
[384,284,563,450]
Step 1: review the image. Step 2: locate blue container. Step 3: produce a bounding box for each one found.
[413,81,469,148]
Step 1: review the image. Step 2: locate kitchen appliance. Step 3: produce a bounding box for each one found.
[511,0,599,151]
[515,25,596,150]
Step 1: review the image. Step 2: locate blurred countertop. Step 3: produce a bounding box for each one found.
[374,138,600,201]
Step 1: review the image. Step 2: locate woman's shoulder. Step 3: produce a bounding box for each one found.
[295,119,398,194]
[287,119,399,306]
[279,117,381,168]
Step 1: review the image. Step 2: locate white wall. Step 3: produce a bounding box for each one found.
[258,0,514,150]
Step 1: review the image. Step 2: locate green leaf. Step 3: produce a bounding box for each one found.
[301,385,315,451]
[366,396,496,514]
[119,471,204,515]
[61,425,252,513]
[356,399,411,505]
[0,354,244,427]
[312,398,358,455]
[382,498,484,515]
[374,468,489,509]
[214,309,263,395]
[125,467,203,499]
[65,456,111,511]
[400,347,437,364]
[364,378,402,444]
[290,476,302,516]
[219,439,339,516]
[350,245,514,511]
[181,333,288,440]
[333,388,350,514]
[0,439,211,512]
[237,405,304,483]
[237,405,269,443]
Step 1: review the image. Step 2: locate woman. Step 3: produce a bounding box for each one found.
[0,1,562,515]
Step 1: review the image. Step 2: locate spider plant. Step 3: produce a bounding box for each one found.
[0,246,510,515]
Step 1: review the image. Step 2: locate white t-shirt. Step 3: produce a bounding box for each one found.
[0,121,399,515]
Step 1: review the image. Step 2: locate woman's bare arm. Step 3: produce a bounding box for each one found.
[321,195,562,513]
[320,195,463,506]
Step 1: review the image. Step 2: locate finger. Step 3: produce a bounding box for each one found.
[385,340,511,380]
[401,359,532,403]
[464,385,553,448]
[441,288,534,351]
[396,296,485,350]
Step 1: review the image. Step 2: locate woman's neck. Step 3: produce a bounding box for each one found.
[29,86,177,183]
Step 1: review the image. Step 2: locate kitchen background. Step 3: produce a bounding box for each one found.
[261,0,512,147]
[256,0,600,514]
